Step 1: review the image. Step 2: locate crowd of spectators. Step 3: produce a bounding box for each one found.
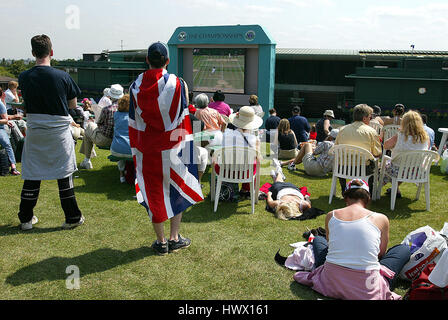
[2,34,444,301]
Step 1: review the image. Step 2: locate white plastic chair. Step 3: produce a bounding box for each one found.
[329,144,379,204]
[378,150,439,211]
[210,146,260,214]
[381,125,400,156]
[369,120,383,136]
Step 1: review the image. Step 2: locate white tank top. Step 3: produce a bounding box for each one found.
[325,211,381,271]
[391,133,428,159]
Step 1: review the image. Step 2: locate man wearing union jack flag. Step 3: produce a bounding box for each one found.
[129,42,204,255]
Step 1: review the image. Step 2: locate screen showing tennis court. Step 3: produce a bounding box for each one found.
[193,48,245,94]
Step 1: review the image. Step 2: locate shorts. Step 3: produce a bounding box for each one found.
[278,149,298,160]
[269,182,301,200]
[302,153,325,176]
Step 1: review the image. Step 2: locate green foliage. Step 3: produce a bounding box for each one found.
[7,60,34,77]
[0,66,15,78]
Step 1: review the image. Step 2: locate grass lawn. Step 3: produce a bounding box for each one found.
[0,143,447,300]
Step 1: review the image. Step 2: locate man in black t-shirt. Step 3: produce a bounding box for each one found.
[17,34,85,231]
[264,108,281,143]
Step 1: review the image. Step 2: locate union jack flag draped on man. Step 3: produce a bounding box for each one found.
[129,68,204,223]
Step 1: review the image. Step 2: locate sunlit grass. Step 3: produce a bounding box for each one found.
[0,143,447,300]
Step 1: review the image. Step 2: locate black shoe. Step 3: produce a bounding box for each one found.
[151,240,168,256]
[168,234,191,252]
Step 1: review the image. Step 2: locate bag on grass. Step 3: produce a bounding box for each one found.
[404,263,448,300]
[218,182,239,202]
[399,225,448,281]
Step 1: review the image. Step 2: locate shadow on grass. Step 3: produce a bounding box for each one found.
[430,165,448,181]
[74,165,135,201]
[288,169,331,181]
[182,195,257,223]
[289,280,329,300]
[5,246,153,286]
[0,224,63,237]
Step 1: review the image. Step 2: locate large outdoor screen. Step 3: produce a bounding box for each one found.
[193,48,245,94]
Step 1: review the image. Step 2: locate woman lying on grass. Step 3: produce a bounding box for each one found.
[266,166,311,220]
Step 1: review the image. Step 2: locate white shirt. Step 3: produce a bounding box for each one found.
[277,188,305,201]
[222,128,257,149]
[4,89,17,110]
[391,133,429,159]
[98,95,112,109]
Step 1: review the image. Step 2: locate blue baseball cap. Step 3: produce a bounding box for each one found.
[147,41,169,60]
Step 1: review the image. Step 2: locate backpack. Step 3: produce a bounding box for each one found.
[218,182,239,202]
[404,263,448,300]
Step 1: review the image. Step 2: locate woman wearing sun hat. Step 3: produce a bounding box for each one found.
[293,179,411,300]
[214,106,263,196]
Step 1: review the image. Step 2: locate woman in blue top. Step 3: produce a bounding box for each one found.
[0,94,20,175]
[110,94,132,183]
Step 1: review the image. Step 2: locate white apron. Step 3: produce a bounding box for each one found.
[21,114,77,180]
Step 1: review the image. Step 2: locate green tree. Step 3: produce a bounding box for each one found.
[0,66,15,78]
[7,60,28,77]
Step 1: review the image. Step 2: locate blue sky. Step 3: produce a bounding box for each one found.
[2,0,448,59]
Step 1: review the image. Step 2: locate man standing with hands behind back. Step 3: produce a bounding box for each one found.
[17,34,85,231]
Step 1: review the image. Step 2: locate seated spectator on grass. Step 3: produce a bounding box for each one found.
[68,114,84,140]
[110,94,132,183]
[208,90,232,117]
[275,118,298,160]
[421,113,436,151]
[382,110,430,198]
[333,104,382,195]
[288,105,310,144]
[382,103,405,126]
[79,84,123,170]
[187,91,197,115]
[281,128,339,176]
[315,110,334,142]
[0,97,20,175]
[194,93,225,147]
[216,106,263,197]
[371,105,384,126]
[266,167,312,220]
[4,81,20,115]
[309,125,317,141]
[248,94,264,118]
[293,179,411,300]
[80,98,94,128]
[1,87,27,136]
[265,108,281,143]
[98,87,112,108]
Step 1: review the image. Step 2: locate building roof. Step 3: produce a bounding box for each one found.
[0,76,17,83]
[275,48,448,60]
[276,48,359,56]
